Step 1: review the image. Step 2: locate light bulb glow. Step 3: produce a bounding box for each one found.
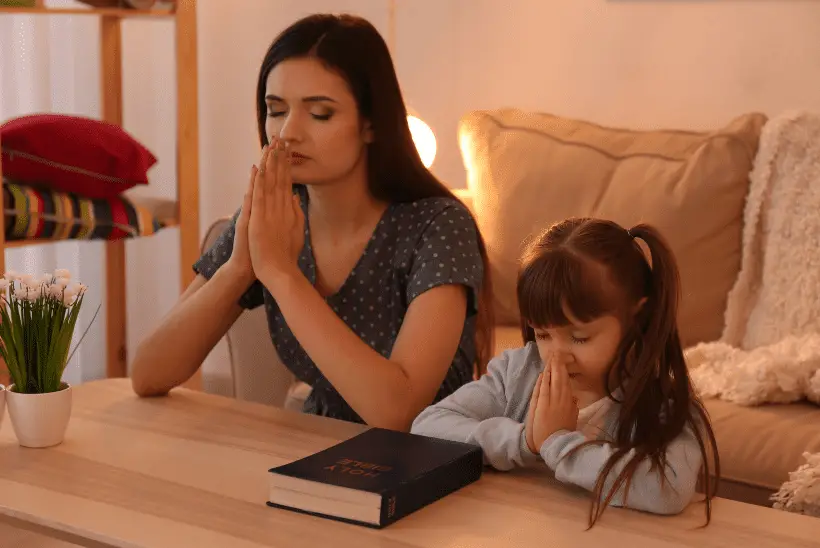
[408,115,437,169]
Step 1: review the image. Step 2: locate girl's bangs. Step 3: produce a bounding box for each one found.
[518,250,618,328]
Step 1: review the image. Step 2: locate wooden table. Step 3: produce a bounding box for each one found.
[0,379,818,547]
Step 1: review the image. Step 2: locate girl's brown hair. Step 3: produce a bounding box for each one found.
[517,217,719,528]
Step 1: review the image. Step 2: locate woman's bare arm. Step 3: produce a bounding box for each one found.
[130,265,255,397]
[262,266,468,432]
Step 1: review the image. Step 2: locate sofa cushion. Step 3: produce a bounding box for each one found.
[459,109,767,348]
[704,398,820,492]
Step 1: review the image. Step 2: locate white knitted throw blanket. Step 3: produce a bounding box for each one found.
[687,111,820,407]
[684,112,820,516]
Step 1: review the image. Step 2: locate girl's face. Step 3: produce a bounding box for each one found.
[530,307,624,398]
[264,57,373,185]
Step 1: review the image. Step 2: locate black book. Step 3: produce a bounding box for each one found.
[266,427,484,528]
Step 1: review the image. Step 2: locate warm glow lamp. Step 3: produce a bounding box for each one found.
[408,114,436,168]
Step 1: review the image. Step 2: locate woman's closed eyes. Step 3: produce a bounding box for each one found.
[267,106,335,121]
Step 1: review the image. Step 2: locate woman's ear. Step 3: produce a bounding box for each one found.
[361,119,374,143]
[633,297,648,315]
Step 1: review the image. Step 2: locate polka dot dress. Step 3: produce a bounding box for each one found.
[193,184,484,425]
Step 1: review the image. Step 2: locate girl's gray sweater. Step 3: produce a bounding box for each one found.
[410,342,705,515]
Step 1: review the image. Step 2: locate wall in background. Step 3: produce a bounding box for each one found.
[392,0,820,188]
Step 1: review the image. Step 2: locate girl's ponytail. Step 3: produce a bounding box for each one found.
[576,223,719,528]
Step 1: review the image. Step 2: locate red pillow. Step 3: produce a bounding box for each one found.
[0,113,157,199]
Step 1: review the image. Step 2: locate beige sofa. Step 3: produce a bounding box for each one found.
[202,108,820,509]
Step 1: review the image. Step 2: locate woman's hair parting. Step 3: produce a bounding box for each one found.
[516,217,720,528]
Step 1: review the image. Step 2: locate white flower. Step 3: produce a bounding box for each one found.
[54,277,69,289]
[37,273,52,286]
[0,279,9,291]
[18,273,34,287]
[61,291,76,306]
[4,270,19,281]
[54,268,70,280]
[13,287,28,301]
[49,284,63,299]
[27,284,43,299]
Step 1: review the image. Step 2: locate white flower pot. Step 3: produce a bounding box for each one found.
[6,383,72,448]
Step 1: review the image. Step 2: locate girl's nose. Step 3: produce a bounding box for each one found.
[552,350,575,363]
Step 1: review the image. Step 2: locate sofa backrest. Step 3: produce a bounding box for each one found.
[458,108,767,348]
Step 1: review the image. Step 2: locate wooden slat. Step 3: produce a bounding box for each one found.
[0,79,7,387]
[0,6,173,18]
[101,15,127,379]
[176,0,201,391]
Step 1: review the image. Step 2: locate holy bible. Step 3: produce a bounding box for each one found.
[266,427,483,528]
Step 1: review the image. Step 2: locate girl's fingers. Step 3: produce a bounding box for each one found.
[551,360,567,407]
[530,372,543,410]
[539,363,551,404]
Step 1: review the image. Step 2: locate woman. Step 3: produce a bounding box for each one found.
[130,13,495,431]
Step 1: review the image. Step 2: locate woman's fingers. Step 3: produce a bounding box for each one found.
[258,145,270,175]
[240,165,256,224]
[252,148,267,212]
[277,141,290,196]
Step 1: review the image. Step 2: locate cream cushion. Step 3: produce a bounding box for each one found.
[459,109,767,348]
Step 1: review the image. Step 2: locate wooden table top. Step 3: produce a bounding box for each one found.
[0,378,818,547]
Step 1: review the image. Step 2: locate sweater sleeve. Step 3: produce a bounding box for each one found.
[410,351,540,471]
[539,424,704,515]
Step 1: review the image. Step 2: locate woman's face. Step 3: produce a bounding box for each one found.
[264,57,372,185]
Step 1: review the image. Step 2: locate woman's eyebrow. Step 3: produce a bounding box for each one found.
[265,94,337,103]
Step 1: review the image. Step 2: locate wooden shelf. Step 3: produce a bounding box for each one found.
[0,6,174,18]
[0,0,199,385]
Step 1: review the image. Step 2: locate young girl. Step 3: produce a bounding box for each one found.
[411,217,719,527]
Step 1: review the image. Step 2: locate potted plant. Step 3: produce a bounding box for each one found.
[0,269,98,447]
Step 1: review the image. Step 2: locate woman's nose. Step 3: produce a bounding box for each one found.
[278,113,304,142]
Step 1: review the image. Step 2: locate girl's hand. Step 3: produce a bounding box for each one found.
[247,139,306,286]
[532,355,579,452]
[224,165,256,285]
[525,372,544,454]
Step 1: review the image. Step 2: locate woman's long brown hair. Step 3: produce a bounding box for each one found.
[517,217,719,528]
